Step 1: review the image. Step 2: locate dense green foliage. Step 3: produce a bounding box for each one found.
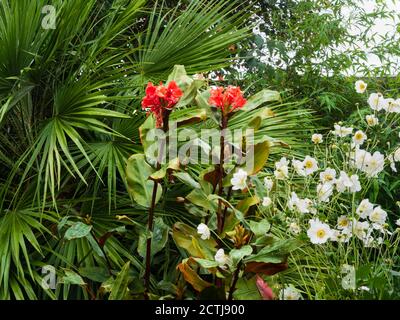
[0,0,399,300]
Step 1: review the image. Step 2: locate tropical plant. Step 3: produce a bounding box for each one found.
[0,0,253,299]
[0,0,315,300]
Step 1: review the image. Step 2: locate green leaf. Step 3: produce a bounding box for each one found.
[246,107,276,131]
[229,245,253,265]
[173,172,201,189]
[186,189,215,211]
[109,262,131,300]
[86,233,105,258]
[242,89,281,111]
[193,258,219,269]
[167,65,193,87]
[177,258,212,292]
[244,239,299,264]
[150,157,180,180]
[167,65,205,109]
[236,196,260,215]
[139,115,156,154]
[79,267,110,283]
[172,222,217,260]
[169,106,207,126]
[138,217,169,258]
[208,194,244,221]
[233,277,261,300]
[61,270,86,286]
[248,219,271,237]
[246,140,270,175]
[64,222,92,240]
[126,154,162,207]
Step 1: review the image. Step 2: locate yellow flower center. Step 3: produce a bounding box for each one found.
[316,229,326,238]
[305,161,314,169]
[359,83,365,90]
[355,132,363,140]
[325,174,333,181]
[339,219,349,227]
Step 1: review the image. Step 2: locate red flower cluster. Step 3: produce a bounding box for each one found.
[141,81,183,127]
[208,86,247,114]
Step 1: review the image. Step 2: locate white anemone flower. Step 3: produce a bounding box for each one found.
[355,80,367,93]
[385,98,400,113]
[288,222,301,235]
[394,148,400,162]
[288,192,300,211]
[262,197,272,207]
[292,159,306,176]
[311,133,323,144]
[369,206,387,225]
[302,156,319,175]
[352,130,367,145]
[364,151,385,177]
[197,223,211,240]
[274,157,289,180]
[214,249,229,267]
[356,199,374,219]
[336,171,353,193]
[317,183,334,202]
[349,174,361,193]
[368,92,384,111]
[352,220,370,240]
[288,192,314,214]
[307,219,332,244]
[337,215,352,231]
[297,198,314,214]
[231,169,248,190]
[319,168,336,185]
[264,177,274,191]
[279,285,302,300]
[351,148,370,171]
[334,124,353,137]
[389,99,400,113]
[365,114,379,126]
[388,154,397,172]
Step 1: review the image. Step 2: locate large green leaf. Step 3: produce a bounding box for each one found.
[248,219,271,237]
[137,217,169,258]
[172,222,217,260]
[233,277,261,300]
[229,245,253,266]
[126,154,162,207]
[244,239,300,264]
[242,89,281,112]
[64,222,92,241]
[61,270,86,286]
[109,262,131,300]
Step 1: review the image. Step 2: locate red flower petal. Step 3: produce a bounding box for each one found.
[255,275,275,300]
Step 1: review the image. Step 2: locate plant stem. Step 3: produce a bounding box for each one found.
[217,115,228,234]
[228,261,242,300]
[221,186,232,233]
[144,179,159,300]
[144,110,170,300]
[214,114,228,290]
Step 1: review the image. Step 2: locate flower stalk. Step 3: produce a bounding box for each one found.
[142,81,182,299]
[217,114,228,234]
